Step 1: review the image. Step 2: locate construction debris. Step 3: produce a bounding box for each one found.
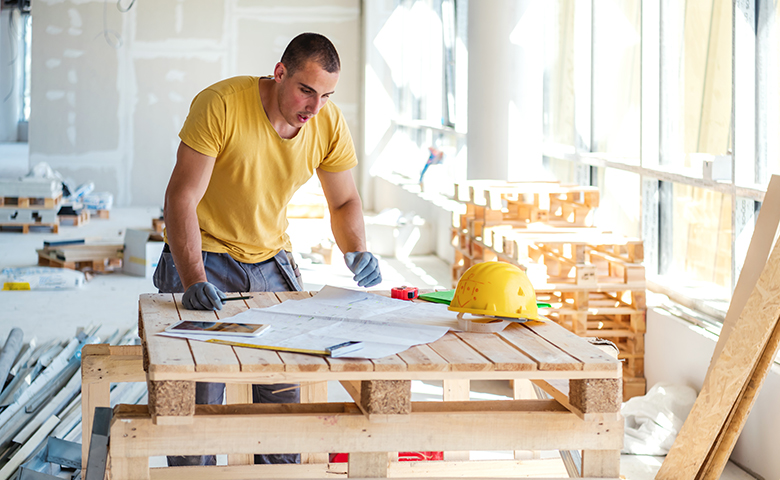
[36,243,123,274]
[0,326,143,480]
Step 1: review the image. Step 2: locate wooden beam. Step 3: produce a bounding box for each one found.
[109,401,622,457]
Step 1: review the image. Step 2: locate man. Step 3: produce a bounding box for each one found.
[153,32,381,466]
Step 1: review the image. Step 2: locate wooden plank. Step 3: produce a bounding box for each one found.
[370,354,408,372]
[427,334,492,371]
[455,332,537,371]
[225,382,253,466]
[144,462,610,480]
[498,324,581,371]
[327,357,374,372]
[177,300,241,374]
[276,291,316,302]
[81,372,110,473]
[139,293,195,374]
[108,455,150,480]
[709,175,780,372]
[299,379,329,465]
[110,402,623,455]
[657,235,780,479]
[238,293,286,372]
[348,452,388,478]
[278,351,330,372]
[523,321,619,372]
[396,344,449,372]
[144,459,581,479]
[581,450,620,478]
[442,379,470,461]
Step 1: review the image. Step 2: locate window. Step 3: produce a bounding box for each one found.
[542,0,778,319]
[365,0,467,193]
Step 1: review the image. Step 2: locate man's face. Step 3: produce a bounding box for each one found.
[276,60,339,129]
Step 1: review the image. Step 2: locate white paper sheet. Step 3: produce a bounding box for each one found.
[157,286,460,359]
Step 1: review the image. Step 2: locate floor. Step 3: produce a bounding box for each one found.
[0,207,756,479]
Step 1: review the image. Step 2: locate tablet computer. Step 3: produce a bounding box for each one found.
[165,320,269,337]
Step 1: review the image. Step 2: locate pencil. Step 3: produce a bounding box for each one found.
[221,296,253,302]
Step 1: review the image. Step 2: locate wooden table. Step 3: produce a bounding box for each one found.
[89,291,623,479]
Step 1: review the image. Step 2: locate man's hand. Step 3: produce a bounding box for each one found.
[344,252,382,288]
[182,282,226,310]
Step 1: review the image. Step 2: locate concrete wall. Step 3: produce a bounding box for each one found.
[29,0,361,207]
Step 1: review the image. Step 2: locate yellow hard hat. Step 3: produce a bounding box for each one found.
[449,262,540,321]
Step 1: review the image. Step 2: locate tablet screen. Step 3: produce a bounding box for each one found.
[165,320,269,337]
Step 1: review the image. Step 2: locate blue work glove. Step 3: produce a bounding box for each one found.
[344,251,382,288]
[182,281,226,310]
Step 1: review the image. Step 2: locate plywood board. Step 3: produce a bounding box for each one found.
[656,234,780,479]
[708,174,780,372]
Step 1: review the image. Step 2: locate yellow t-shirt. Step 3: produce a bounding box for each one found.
[178,76,357,263]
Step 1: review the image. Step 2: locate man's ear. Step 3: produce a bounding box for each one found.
[274,62,285,82]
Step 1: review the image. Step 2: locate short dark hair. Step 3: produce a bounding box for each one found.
[281,33,340,76]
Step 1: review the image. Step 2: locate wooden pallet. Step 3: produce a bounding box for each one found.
[451,237,647,399]
[37,250,122,272]
[456,182,600,227]
[59,209,90,227]
[90,209,110,219]
[151,217,164,233]
[0,193,62,209]
[0,222,59,234]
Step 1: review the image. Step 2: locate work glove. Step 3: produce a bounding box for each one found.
[182,281,226,310]
[344,251,382,288]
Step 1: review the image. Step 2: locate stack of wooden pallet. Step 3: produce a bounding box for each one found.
[37,242,124,273]
[451,181,646,399]
[0,179,62,233]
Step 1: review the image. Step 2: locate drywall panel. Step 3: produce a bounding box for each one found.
[134,0,225,43]
[233,8,361,134]
[30,1,121,154]
[29,0,362,206]
[132,56,224,206]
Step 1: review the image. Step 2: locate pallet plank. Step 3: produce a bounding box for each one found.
[524,321,619,372]
[498,323,581,371]
[397,344,449,372]
[139,293,195,374]
[427,334,492,372]
[454,332,537,371]
[176,295,241,374]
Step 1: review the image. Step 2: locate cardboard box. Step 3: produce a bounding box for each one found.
[123,228,164,277]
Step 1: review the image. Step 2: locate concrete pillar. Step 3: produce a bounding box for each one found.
[0,8,23,142]
[467,0,544,181]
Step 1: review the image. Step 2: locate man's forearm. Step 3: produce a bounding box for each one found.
[164,199,207,290]
[329,198,367,253]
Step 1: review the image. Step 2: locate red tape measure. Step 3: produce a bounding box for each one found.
[391,286,418,300]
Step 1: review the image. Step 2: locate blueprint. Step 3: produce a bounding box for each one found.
[158,286,460,359]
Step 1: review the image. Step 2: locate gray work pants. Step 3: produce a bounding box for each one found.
[153,246,303,466]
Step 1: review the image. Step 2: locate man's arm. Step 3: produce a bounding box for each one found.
[164,141,215,290]
[317,168,366,253]
[318,168,382,288]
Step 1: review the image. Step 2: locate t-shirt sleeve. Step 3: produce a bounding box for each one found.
[178,89,225,158]
[318,108,358,172]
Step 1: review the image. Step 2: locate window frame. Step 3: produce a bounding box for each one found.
[541,0,774,320]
